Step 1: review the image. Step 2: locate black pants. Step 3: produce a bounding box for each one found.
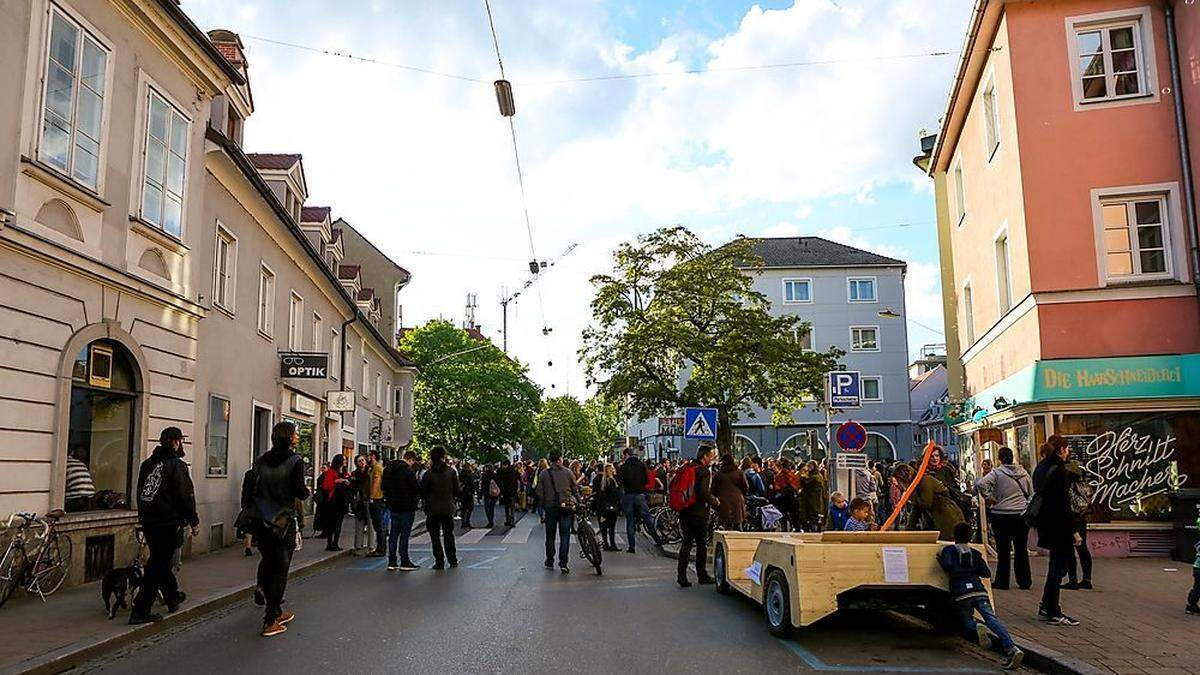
[991,513,1031,589]
[132,524,180,616]
[600,511,618,549]
[1040,543,1072,617]
[1066,521,1092,583]
[1188,567,1200,608]
[484,497,497,527]
[426,514,457,566]
[459,493,475,526]
[368,501,385,550]
[325,510,344,549]
[255,534,293,625]
[677,513,709,583]
[503,498,515,525]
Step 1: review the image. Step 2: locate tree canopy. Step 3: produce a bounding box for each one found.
[527,395,596,460]
[581,226,841,452]
[399,320,541,463]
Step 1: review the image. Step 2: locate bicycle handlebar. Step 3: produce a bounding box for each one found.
[4,512,49,538]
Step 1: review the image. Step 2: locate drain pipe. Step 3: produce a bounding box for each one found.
[1164,2,1200,287]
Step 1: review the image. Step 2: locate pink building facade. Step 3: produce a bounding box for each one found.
[923,0,1200,557]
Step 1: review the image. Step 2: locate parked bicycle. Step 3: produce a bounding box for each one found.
[574,496,603,575]
[0,510,73,607]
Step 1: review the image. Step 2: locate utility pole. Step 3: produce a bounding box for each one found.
[498,242,577,353]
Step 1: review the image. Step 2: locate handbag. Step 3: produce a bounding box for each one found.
[549,469,577,514]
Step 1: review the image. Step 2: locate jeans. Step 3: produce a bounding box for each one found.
[1188,567,1200,608]
[1041,543,1073,617]
[426,514,457,566]
[991,513,1031,589]
[544,507,572,566]
[255,534,293,625]
[600,510,618,549]
[677,512,709,582]
[368,501,385,551]
[957,597,1014,652]
[387,510,416,566]
[1067,521,1092,583]
[621,493,659,549]
[133,524,180,616]
[484,497,497,527]
[353,512,371,549]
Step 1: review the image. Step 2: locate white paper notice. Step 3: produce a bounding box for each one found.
[745,561,763,584]
[882,547,909,583]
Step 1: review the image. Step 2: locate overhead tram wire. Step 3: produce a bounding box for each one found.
[236,33,483,82]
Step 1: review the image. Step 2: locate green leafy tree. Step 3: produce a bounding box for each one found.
[581,226,841,452]
[400,320,541,463]
[527,395,599,460]
[583,394,625,456]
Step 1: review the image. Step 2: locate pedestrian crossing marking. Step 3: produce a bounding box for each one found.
[502,524,534,544]
[411,532,430,545]
[457,528,489,545]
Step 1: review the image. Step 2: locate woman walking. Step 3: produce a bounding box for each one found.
[319,454,350,551]
[350,455,372,554]
[712,453,748,530]
[1031,435,1081,626]
[592,463,621,551]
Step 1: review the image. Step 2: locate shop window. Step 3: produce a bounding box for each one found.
[66,340,139,512]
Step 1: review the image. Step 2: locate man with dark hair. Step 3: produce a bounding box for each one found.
[130,427,198,625]
[677,443,720,587]
[535,450,579,573]
[420,446,460,569]
[365,450,386,557]
[382,450,421,571]
[497,458,520,527]
[618,446,663,553]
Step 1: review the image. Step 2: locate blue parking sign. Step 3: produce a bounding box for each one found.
[827,371,861,409]
[683,407,718,440]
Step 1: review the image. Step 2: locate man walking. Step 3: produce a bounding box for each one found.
[536,450,579,573]
[382,450,421,571]
[618,446,663,553]
[130,427,198,624]
[420,446,460,569]
[677,443,719,588]
[458,461,477,529]
[366,451,386,556]
[1032,435,1081,626]
[498,458,520,527]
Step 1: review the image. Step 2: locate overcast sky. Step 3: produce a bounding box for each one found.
[185,0,974,396]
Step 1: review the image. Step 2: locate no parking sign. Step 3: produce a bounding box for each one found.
[836,421,867,452]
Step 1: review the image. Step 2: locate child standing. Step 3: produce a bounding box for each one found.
[844,497,876,531]
[827,492,851,532]
[937,522,1024,670]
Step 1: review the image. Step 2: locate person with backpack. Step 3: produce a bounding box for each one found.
[536,450,580,573]
[1031,434,1081,626]
[481,463,499,529]
[618,446,663,553]
[1062,460,1094,590]
[130,427,198,625]
[498,458,520,527]
[673,442,720,587]
[974,446,1033,590]
[381,450,421,571]
[243,422,308,637]
[937,522,1024,670]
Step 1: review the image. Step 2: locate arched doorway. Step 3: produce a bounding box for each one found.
[779,431,827,463]
[65,339,142,513]
[862,432,897,462]
[732,434,759,459]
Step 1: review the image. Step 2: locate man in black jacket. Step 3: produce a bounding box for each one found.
[497,458,520,527]
[131,427,199,624]
[458,462,477,529]
[677,443,720,587]
[618,446,663,553]
[382,450,421,571]
[1032,434,1080,626]
[250,422,309,636]
[420,446,461,569]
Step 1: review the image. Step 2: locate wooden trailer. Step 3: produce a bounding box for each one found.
[712,530,991,636]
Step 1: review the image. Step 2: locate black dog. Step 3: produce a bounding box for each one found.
[101,561,143,619]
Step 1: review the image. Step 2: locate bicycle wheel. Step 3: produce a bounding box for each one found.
[654,509,681,545]
[0,544,26,608]
[576,520,602,575]
[30,534,71,597]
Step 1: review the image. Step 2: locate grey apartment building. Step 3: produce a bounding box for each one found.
[633,237,914,462]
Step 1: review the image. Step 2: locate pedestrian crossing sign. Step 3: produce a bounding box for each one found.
[683,407,718,440]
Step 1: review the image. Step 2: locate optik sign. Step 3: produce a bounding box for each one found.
[279,352,328,379]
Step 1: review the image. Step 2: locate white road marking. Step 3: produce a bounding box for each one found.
[410,532,430,545]
[502,523,534,544]
[457,528,489,545]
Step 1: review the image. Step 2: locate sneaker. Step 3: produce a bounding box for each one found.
[677,579,692,588]
[1047,614,1080,626]
[1003,648,1024,670]
[253,588,265,606]
[697,577,715,585]
[367,549,385,558]
[449,561,459,568]
[167,592,186,613]
[626,547,635,554]
[1186,604,1199,615]
[1037,605,1051,618]
[1061,581,1079,590]
[128,613,163,625]
[386,563,399,571]
[544,559,554,569]
[432,562,445,570]
[974,622,990,646]
[277,611,295,625]
[560,565,570,574]
[399,562,420,571]
[261,620,287,637]
[1078,580,1092,590]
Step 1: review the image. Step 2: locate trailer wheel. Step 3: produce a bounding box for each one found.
[763,570,794,637]
[713,545,731,595]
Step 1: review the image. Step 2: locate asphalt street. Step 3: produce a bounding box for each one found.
[80,507,1019,675]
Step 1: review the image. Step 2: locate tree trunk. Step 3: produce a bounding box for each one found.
[717,405,734,455]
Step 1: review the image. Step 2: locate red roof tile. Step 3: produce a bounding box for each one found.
[300,206,330,223]
[247,153,301,170]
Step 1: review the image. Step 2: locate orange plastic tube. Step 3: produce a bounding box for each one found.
[880,440,936,532]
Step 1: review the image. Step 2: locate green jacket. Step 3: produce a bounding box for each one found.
[915,475,965,540]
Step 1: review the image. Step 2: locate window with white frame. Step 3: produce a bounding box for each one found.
[205,395,230,477]
[257,264,275,337]
[395,386,405,418]
[287,292,303,350]
[212,224,236,313]
[791,326,814,351]
[994,229,1013,313]
[361,357,369,397]
[139,89,189,238]
[1070,11,1152,105]
[982,77,1000,158]
[39,7,108,190]
[861,377,882,402]
[850,326,879,352]
[386,383,393,414]
[375,372,383,406]
[330,328,340,379]
[782,278,812,304]
[952,161,966,225]
[1100,195,1170,279]
[847,277,877,303]
[962,282,976,346]
[311,313,322,353]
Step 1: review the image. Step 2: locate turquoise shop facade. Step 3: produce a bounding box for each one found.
[954,355,1200,558]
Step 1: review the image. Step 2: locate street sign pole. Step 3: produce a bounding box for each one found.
[825,378,836,494]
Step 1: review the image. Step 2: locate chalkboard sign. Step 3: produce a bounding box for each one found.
[1063,434,1096,466]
